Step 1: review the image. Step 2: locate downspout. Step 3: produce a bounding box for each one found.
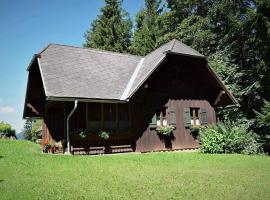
[65,100,78,155]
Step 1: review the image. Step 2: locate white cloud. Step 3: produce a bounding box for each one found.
[0,106,15,113]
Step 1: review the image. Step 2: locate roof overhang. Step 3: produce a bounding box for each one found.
[165,50,206,59]
[46,96,127,103]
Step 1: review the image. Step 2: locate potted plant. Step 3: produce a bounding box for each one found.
[43,143,51,153]
[55,140,63,153]
[48,140,56,153]
[98,131,110,153]
[98,131,110,140]
[156,125,175,136]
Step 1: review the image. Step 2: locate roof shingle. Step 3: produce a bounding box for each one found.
[35,39,205,100]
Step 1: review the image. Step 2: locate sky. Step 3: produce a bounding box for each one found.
[0,0,145,133]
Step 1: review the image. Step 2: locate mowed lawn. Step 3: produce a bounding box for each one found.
[0,140,270,200]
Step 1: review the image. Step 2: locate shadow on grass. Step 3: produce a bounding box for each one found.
[0,156,3,159]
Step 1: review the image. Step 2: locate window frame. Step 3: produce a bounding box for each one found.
[86,103,131,132]
[156,107,168,127]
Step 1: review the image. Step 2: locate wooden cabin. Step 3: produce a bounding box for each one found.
[23,39,236,154]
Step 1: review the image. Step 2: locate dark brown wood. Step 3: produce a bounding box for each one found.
[23,59,46,118]
[36,53,226,154]
[115,104,119,129]
[214,90,226,106]
[101,103,104,129]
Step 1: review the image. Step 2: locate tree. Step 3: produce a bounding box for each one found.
[23,119,42,142]
[255,99,270,152]
[0,121,16,138]
[157,15,216,57]
[84,0,132,53]
[129,0,164,55]
[255,99,270,137]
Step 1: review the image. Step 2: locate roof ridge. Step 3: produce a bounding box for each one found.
[173,40,203,56]
[44,43,142,59]
[144,39,175,57]
[120,58,145,100]
[171,39,176,51]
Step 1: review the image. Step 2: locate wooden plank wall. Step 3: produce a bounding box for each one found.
[130,54,219,152]
[131,98,215,152]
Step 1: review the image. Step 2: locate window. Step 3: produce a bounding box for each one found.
[150,107,176,128]
[87,103,130,132]
[190,108,200,126]
[103,104,116,130]
[118,104,129,131]
[184,108,208,128]
[157,108,167,127]
[87,103,102,131]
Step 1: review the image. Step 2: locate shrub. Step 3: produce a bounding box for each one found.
[254,99,270,149]
[156,125,175,136]
[199,122,262,154]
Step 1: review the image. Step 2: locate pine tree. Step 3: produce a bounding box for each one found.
[23,119,32,141]
[129,0,163,56]
[84,0,132,53]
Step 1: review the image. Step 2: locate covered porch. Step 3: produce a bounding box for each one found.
[42,101,134,155]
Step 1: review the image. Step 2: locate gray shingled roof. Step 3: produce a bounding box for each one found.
[35,39,205,101]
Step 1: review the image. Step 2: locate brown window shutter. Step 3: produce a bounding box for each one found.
[149,113,157,128]
[184,108,191,128]
[200,109,208,125]
[169,108,176,126]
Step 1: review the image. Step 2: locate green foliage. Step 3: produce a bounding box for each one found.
[23,119,42,142]
[255,99,270,145]
[255,99,270,131]
[129,0,164,55]
[98,131,110,140]
[158,15,216,56]
[199,122,262,154]
[156,125,174,136]
[84,0,132,53]
[0,121,16,138]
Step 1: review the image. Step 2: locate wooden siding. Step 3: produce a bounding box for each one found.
[131,98,215,152]
[42,102,65,143]
[130,54,218,152]
[24,59,46,118]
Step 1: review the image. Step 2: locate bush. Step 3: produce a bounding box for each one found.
[199,122,262,154]
[0,121,16,138]
[254,99,270,149]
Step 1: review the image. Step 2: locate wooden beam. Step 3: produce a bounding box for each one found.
[160,110,163,126]
[101,103,104,129]
[116,104,119,131]
[85,103,88,129]
[128,104,132,131]
[214,91,226,106]
[26,103,40,115]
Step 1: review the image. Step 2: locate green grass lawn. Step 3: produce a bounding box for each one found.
[0,140,270,200]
